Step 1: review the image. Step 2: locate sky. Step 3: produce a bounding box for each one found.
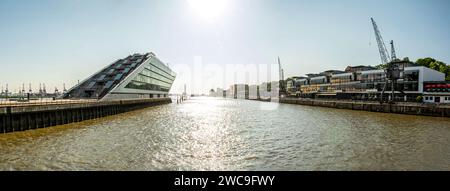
[0,0,449,94]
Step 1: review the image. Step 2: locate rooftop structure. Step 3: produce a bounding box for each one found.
[345,65,378,73]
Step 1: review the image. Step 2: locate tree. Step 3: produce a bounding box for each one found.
[416,57,436,68]
[416,95,423,103]
[377,57,450,80]
[376,63,388,69]
[415,57,450,81]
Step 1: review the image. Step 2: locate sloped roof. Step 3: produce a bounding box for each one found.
[63,53,150,99]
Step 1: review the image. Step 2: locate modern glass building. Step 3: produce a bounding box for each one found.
[63,52,176,101]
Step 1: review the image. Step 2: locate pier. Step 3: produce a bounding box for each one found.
[0,98,171,134]
[280,97,450,117]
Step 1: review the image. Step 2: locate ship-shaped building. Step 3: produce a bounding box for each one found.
[63,52,176,101]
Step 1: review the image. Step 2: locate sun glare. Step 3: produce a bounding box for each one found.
[187,0,229,21]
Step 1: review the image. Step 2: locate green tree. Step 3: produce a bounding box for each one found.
[376,57,450,80]
[416,57,436,68]
[375,63,387,69]
[415,57,450,81]
[416,96,423,102]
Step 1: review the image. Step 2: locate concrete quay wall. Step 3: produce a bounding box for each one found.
[0,98,171,134]
[280,98,450,117]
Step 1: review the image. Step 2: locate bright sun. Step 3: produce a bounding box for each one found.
[187,0,229,21]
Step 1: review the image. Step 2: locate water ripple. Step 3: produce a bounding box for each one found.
[1,97,450,170]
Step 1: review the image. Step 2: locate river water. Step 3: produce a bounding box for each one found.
[1,97,450,170]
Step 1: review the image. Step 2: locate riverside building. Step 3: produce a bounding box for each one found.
[63,52,176,101]
[286,63,446,102]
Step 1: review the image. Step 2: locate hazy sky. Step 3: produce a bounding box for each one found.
[1,0,449,94]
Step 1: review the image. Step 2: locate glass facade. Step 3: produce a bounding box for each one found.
[125,60,176,92]
[331,74,354,84]
[310,77,328,85]
[361,72,386,83]
[63,52,177,100]
[404,70,419,81]
[297,69,423,94]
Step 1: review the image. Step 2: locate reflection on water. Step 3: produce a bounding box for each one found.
[1,97,450,170]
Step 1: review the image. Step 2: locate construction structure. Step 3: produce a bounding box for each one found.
[278,57,286,98]
[371,17,409,104]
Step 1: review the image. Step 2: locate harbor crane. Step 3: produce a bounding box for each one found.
[390,40,397,61]
[278,57,286,97]
[371,18,406,104]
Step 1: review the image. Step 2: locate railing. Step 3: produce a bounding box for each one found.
[0,97,172,108]
[0,98,99,107]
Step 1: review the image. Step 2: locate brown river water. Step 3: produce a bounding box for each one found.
[0,97,449,170]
